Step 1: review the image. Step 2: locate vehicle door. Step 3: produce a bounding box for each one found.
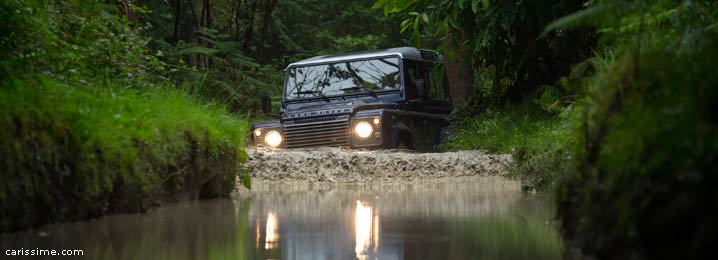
[420,61,452,150]
[400,60,451,151]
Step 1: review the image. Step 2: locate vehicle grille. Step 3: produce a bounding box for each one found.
[283,119,350,148]
[255,134,265,148]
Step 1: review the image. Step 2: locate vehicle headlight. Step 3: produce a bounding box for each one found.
[354,121,373,139]
[264,130,283,148]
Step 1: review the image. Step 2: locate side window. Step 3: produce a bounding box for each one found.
[403,60,421,99]
[422,62,449,102]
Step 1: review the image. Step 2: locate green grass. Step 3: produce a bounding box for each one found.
[0,76,250,232]
[0,0,250,232]
[1,77,247,163]
[446,102,571,190]
[447,103,566,153]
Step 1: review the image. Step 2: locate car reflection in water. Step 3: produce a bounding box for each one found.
[241,178,561,260]
[257,202,380,260]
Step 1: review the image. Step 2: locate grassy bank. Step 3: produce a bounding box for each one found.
[555,31,718,259]
[446,102,571,190]
[0,77,249,232]
[0,1,249,232]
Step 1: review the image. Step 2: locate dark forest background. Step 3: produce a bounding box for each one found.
[138,0,405,112]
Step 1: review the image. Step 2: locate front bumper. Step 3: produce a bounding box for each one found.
[251,116,383,149]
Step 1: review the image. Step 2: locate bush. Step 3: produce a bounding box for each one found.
[555,33,718,259]
[447,101,571,190]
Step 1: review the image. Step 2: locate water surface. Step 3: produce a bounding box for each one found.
[0,177,562,259]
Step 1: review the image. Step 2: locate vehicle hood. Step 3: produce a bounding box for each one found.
[282,98,398,120]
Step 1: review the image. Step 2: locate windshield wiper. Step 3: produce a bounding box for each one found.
[295,90,331,102]
[340,85,378,98]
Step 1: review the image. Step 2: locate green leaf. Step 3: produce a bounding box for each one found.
[240,168,251,189]
[540,3,614,38]
[409,11,420,16]
[231,56,260,68]
[400,18,413,33]
[371,0,388,9]
[219,82,242,100]
[422,13,429,23]
[178,46,218,55]
[237,149,248,163]
[413,16,420,35]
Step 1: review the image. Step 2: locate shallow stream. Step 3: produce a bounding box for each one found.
[1,176,562,260]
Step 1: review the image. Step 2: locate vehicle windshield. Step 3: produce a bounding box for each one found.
[284,57,401,100]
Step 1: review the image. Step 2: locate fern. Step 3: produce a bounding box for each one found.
[540,3,616,38]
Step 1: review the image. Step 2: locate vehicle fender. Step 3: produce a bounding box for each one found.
[250,120,281,144]
[389,122,412,148]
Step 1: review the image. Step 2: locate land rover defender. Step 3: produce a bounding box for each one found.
[251,47,452,151]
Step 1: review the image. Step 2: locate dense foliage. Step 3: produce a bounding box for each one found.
[558,33,717,260]
[379,0,717,258]
[0,0,249,232]
[374,0,596,105]
[554,0,718,258]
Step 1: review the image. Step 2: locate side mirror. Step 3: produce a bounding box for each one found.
[415,79,426,97]
[261,95,272,114]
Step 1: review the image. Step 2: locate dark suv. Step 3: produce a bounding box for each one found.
[251,47,452,151]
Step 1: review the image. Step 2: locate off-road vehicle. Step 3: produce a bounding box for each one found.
[251,47,452,151]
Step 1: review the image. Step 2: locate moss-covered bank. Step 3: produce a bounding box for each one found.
[0,0,250,232]
[0,79,249,232]
[556,32,718,259]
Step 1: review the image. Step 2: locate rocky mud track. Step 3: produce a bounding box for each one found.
[246,148,512,183]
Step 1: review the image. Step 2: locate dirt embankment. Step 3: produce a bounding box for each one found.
[246,148,512,183]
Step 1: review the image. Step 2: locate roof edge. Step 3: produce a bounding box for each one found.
[286,47,442,68]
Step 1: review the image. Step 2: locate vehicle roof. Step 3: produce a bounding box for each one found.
[286,47,443,68]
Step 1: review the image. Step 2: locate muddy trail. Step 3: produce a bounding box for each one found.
[246,148,512,182]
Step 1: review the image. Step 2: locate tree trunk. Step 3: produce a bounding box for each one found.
[187,0,202,68]
[443,33,474,105]
[171,0,181,44]
[120,0,138,24]
[255,0,278,63]
[229,0,237,37]
[242,0,257,54]
[239,0,247,42]
[203,0,211,28]
[196,0,211,69]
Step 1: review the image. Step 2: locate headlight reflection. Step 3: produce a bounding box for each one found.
[355,200,379,260]
[265,211,278,249]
